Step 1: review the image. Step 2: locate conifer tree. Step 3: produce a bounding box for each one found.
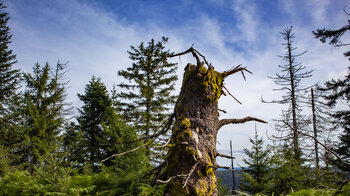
[117,37,177,161]
[239,126,271,195]
[101,111,149,173]
[62,122,84,165]
[0,1,20,117]
[264,26,312,159]
[269,145,311,195]
[23,62,70,171]
[313,17,350,172]
[77,76,113,170]
[0,1,25,169]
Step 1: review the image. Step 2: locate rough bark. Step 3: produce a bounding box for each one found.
[157,61,266,195]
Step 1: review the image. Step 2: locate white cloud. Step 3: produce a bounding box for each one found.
[232,0,258,43]
[306,0,331,25]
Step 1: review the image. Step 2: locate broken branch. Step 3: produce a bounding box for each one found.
[214,165,235,172]
[122,113,175,144]
[218,116,267,129]
[218,108,227,113]
[216,152,235,159]
[183,161,200,188]
[223,85,242,104]
[156,174,188,184]
[168,47,201,66]
[224,64,252,79]
[101,139,154,162]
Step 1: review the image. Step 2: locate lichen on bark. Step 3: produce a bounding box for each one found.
[155,48,266,196]
[159,63,223,195]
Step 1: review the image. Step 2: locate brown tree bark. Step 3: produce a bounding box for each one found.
[156,49,266,195]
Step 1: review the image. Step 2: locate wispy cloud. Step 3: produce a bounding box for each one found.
[232,0,258,43]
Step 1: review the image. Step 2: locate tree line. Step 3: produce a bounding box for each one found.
[235,22,350,195]
[0,1,349,195]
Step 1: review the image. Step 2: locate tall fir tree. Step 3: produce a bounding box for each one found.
[263,26,312,159]
[239,126,271,195]
[0,1,25,170]
[313,16,350,172]
[0,1,20,117]
[117,37,177,162]
[23,62,70,172]
[77,76,113,170]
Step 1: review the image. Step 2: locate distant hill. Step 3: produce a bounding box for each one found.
[216,168,243,192]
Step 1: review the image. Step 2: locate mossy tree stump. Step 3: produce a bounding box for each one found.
[157,49,266,195]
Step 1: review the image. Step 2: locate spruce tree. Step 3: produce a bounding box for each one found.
[0,1,25,169]
[77,76,112,170]
[269,145,310,195]
[117,37,177,162]
[0,1,20,117]
[23,62,70,171]
[313,17,350,172]
[239,127,271,195]
[62,122,84,166]
[101,112,148,168]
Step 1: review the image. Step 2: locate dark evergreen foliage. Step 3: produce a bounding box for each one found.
[0,1,20,116]
[0,1,25,171]
[77,76,112,170]
[269,145,311,195]
[314,16,350,172]
[23,62,70,171]
[239,128,271,194]
[117,37,177,135]
[313,19,350,59]
[62,122,84,166]
[117,37,177,162]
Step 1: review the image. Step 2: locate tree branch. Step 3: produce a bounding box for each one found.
[282,121,350,166]
[223,64,252,79]
[218,108,227,113]
[216,152,235,159]
[121,113,175,144]
[213,165,235,172]
[101,139,154,162]
[223,86,242,104]
[168,47,202,66]
[333,179,350,196]
[156,174,188,184]
[183,161,199,188]
[218,116,267,129]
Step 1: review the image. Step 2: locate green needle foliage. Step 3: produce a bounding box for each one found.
[314,17,350,172]
[23,62,70,172]
[0,1,25,173]
[0,1,20,116]
[269,145,311,195]
[77,76,113,170]
[239,128,271,195]
[117,37,177,161]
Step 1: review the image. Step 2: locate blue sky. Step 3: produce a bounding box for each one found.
[6,0,349,166]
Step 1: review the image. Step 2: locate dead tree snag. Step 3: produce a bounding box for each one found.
[156,48,266,195]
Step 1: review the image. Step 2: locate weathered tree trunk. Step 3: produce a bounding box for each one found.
[158,63,222,195]
[157,59,265,195]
